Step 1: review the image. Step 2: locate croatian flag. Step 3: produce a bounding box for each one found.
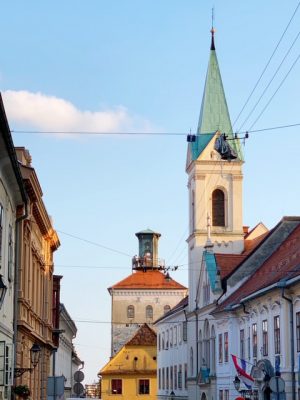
[231,355,254,389]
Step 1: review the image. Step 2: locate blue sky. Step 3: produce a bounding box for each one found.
[1,1,300,383]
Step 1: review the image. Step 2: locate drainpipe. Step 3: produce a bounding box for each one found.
[13,201,28,386]
[280,285,296,400]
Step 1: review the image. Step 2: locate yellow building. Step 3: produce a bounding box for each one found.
[100,324,157,400]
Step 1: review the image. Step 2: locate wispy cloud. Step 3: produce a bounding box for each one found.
[2,90,154,136]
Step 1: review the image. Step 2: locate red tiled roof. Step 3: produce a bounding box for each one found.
[126,323,156,346]
[215,254,247,279]
[243,231,270,255]
[109,270,187,290]
[214,224,300,313]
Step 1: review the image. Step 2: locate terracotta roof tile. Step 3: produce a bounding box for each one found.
[215,254,247,279]
[126,324,157,346]
[109,270,187,290]
[214,224,300,313]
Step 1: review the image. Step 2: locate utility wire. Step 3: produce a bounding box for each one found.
[11,122,300,136]
[232,0,300,128]
[248,52,300,130]
[238,28,300,132]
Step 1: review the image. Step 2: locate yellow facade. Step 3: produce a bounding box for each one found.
[100,325,157,400]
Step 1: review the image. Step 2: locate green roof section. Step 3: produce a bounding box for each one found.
[204,251,218,291]
[191,32,243,161]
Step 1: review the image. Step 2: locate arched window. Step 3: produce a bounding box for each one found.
[164,305,171,314]
[198,330,203,370]
[203,320,210,368]
[190,347,194,376]
[212,189,225,226]
[127,305,134,319]
[146,305,153,319]
[211,325,216,374]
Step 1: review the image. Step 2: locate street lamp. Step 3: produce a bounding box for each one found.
[0,274,7,309]
[233,375,241,392]
[14,343,41,377]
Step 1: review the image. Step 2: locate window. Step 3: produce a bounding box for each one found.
[111,379,122,394]
[170,327,173,347]
[252,323,257,358]
[158,334,161,351]
[146,305,153,319]
[191,190,195,231]
[174,365,177,390]
[184,364,187,389]
[170,366,173,390]
[297,312,300,352]
[174,326,177,345]
[219,390,224,400]
[248,327,251,360]
[240,329,245,359]
[190,347,194,376]
[162,332,165,350]
[127,305,134,319]
[211,326,216,374]
[139,379,150,394]
[178,364,182,389]
[166,330,169,349]
[274,316,280,354]
[158,369,161,390]
[0,342,4,385]
[225,390,229,400]
[183,321,187,342]
[166,367,169,390]
[8,225,13,281]
[162,368,165,390]
[212,189,225,227]
[203,321,210,367]
[218,334,223,363]
[224,332,229,362]
[164,305,171,314]
[262,320,268,356]
[0,204,3,267]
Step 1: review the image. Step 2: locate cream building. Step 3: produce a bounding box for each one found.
[108,229,187,356]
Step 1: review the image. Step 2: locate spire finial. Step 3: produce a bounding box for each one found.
[210,7,216,51]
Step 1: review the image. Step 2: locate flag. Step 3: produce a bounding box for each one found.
[232,355,254,389]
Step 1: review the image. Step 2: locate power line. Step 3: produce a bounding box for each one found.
[238,28,300,132]
[232,0,300,128]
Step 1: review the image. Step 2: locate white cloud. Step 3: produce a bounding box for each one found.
[2,90,154,136]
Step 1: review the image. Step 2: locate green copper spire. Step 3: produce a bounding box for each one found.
[191,29,243,161]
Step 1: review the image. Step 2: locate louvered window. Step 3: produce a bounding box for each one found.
[212,189,225,226]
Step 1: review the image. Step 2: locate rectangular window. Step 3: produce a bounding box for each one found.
[183,321,187,342]
[240,329,245,359]
[158,369,161,390]
[219,390,224,400]
[252,323,257,358]
[0,204,3,267]
[218,334,223,363]
[262,320,268,356]
[274,316,280,354]
[297,313,300,352]
[174,326,177,345]
[139,379,150,394]
[0,341,5,386]
[162,368,165,390]
[174,365,177,390]
[111,379,122,394]
[178,364,182,389]
[224,332,229,362]
[184,363,187,389]
[8,225,13,281]
[170,328,173,347]
[158,334,161,351]
[170,366,173,390]
[166,367,169,390]
[225,389,229,400]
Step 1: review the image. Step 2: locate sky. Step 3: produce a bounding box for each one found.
[1,0,300,384]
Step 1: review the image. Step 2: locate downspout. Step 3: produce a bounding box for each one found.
[281,285,296,400]
[13,201,28,384]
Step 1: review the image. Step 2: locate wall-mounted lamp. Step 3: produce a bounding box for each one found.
[14,343,41,377]
[0,274,7,309]
[233,375,241,392]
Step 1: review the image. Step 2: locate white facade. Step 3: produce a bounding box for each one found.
[0,104,26,400]
[155,297,189,400]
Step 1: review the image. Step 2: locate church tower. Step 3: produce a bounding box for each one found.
[186,29,244,310]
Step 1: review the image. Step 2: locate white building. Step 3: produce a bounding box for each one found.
[155,296,189,400]
[0,95,27,400]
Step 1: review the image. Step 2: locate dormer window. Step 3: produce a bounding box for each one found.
[212,189,225,226]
